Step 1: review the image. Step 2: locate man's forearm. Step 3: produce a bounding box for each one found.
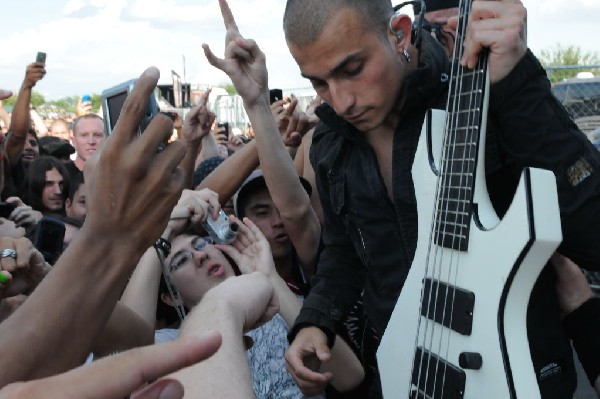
[5,86,31,165]
[198,139,259,205]
[171,296,254,397]
[0,228,145,384]
[180,140,202,189]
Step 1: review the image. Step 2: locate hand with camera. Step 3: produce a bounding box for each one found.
[218,216,276,279]
[0,237,51,299]
[22,62,46,90]
[211,121,229,146]
[166,188,221,238]
[76,95,93,116]
[5,197,42,235]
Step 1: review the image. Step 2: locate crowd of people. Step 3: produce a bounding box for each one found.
[0,0,599,398]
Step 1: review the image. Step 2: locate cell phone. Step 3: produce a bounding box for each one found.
[217,122,230,138]
[36,52,46,63]
[269,89,283,105]
[81,94,91,103]
[0,202,16,219]
[32,216,66,265]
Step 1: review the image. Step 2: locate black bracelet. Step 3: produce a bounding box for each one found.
[154,237,171,258]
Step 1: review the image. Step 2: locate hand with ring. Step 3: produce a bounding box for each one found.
[0,237,51,299]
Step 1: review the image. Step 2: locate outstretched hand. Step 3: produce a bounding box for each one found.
[0,333,222,399]
[202,0,268,107]
[83,67,186,255]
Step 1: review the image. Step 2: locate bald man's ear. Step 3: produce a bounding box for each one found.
[389,13,413,48]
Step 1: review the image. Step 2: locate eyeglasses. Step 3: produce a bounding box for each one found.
[168,236,214,273]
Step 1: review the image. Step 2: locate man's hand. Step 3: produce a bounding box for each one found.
[270,98,314,147]
[83,67,186,255]
[167,189,221,235]
[448,0,527,83]
[22,63,46,90]
[6,197,42,234]
[202,0,268,107]
[76,96,93,116]
[182,90,215,144]
[0,333,222,399]
[0,237,50,299]
[217,216,276,278]
[285,326,334,396]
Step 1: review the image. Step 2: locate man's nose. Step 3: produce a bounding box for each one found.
[330,82,356,117]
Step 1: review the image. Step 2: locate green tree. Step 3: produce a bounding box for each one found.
[539,44,600,83]
[218,82,237,95]
[1,90,45,107]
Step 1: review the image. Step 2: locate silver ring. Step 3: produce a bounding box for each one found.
[0,249,17,259]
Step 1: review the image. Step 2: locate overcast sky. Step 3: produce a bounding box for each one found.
[1,0,598,100]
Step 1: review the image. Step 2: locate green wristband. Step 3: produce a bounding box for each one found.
[0,273,9,284]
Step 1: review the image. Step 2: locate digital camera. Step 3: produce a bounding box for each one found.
[202,209,239,244]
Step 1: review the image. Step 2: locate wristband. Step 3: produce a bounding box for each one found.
[153,237,171,258]
[563,296,600,384]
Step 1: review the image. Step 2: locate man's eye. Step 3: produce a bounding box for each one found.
[346,64,363,76]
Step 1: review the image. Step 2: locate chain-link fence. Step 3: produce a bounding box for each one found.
[546,65,600,138]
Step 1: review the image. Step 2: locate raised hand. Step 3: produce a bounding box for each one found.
[76,96,93,116]
[202,0,268,107]
[182,89,215,144]
[217,216,276,278]
[83,67,186,255]
[22,63,46,89]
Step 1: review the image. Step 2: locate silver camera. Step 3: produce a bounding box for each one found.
[202,209,239,244]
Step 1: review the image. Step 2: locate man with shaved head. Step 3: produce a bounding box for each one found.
[283,0,600,397]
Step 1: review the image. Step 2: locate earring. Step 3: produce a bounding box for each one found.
[403,48,411,64]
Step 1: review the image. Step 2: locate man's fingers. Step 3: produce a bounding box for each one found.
[111,67,161,146]
[202,44,226,72]
[218,0,239,32]
[14,238,34,271]
[130,378,184,399]
[43,333,223,399]
[137,113,175,156]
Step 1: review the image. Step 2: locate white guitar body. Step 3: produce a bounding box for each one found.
[377,109,562,398]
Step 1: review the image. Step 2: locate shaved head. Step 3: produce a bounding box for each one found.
[283,0,394,47]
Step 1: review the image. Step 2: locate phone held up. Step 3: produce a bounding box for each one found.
[81,94,91,103]
[36,52,46,64]
[217,122,230,139]
[269,88,283,105]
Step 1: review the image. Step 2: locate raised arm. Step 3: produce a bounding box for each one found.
[203,0,321,274]
[179,94,215,189]
[5,63,45,167]
[0,67,186,384]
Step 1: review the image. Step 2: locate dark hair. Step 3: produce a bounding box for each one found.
[68,171,84,203]
[283,0,393,47]
[23,156,70,213]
